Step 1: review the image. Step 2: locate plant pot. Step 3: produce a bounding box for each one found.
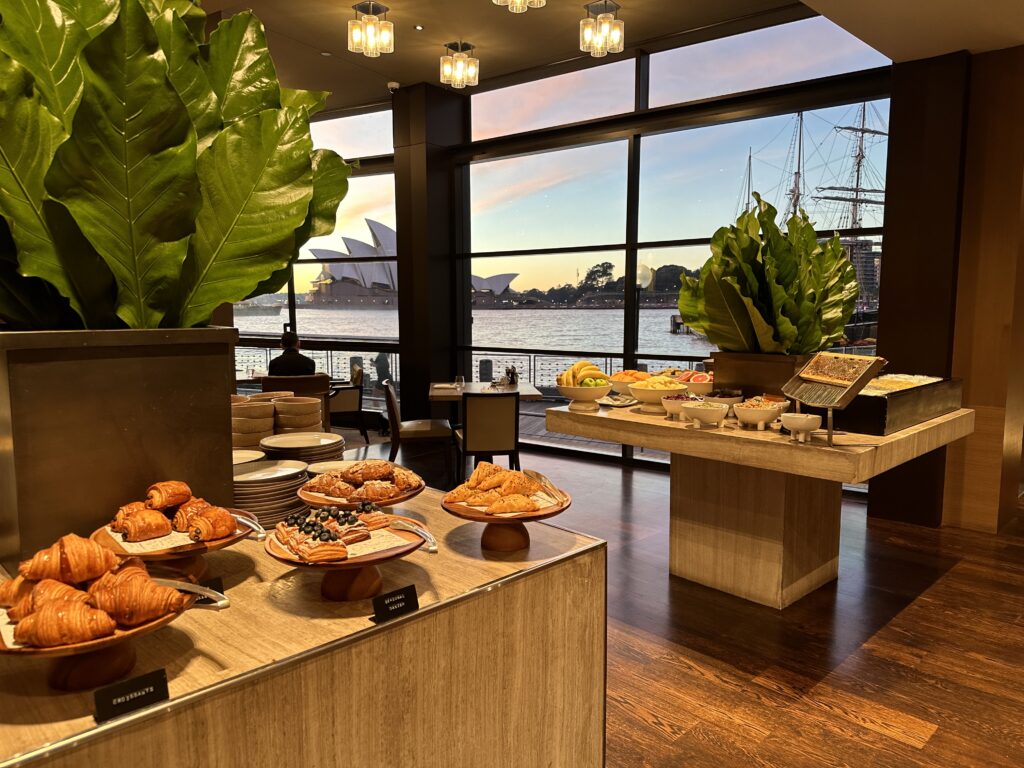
[0,328,237,572]
[711,352,811,398]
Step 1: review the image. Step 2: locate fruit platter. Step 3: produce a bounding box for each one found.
[556,361,612,412]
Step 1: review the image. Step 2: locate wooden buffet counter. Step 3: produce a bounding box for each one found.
[0,489,606,768]
[548,405,974,609]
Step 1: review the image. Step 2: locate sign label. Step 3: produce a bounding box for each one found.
[372,585,419,623]
[94,668,169,723]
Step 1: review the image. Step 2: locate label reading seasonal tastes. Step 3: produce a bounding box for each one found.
[94,668,169,723]
[372,585,419,623]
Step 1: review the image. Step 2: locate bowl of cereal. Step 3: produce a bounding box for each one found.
[680,401,730,427]
[734,396,783,430]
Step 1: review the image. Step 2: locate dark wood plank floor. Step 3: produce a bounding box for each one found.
[349,438,1024,767]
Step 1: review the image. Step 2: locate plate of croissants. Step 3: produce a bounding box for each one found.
[441,462,572,522]
[0,535,228,654]
[91,480,264,560]
[296,460,426,510]
[264,506,428,567]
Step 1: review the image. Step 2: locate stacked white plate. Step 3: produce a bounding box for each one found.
[232,459,309,527]
[260,432,345,463]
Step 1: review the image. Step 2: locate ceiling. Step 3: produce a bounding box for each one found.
[203,0,810,112]
[804,0,1024,62]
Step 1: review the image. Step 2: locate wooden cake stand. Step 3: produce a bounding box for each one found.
[263,515,428,602]
[91,509,263,581]
[442,491,572,553]
[0,580,228,691]
[297,481,426,511]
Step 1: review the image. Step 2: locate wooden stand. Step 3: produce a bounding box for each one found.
[481,522,530,552]
[320,566,383,601]
[47,642,137,692]
[150,555,208,582]
[670,455,841,609]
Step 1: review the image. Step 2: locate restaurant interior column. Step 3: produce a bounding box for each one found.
[393,84,470,419]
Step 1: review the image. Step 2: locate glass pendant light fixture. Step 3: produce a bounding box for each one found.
[493,0,546,14]
[580,0,624,58]
[347,2,394,58]
[440,42,480,89]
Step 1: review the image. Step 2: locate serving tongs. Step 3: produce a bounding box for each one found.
[151,579,231,610]
[524,469,568,504]
[389,519,438,554]
[231,514,267,541]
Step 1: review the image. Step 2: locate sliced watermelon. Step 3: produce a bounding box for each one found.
[690,372,711,383]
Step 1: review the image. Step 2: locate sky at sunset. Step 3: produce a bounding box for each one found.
[289,16,889,296]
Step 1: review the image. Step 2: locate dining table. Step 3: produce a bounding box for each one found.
[429,381,544,401]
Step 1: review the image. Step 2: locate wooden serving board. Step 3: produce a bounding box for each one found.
[441,490,572,525]
[263,515,427,570]
[91,509,259,561]
[297,482,425,510]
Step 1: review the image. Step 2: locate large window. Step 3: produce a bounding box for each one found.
[310,109,393,158]
[472,60,635,141]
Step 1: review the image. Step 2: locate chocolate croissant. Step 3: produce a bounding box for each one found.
[122,508,172,542]
[90,574,186,627]
[188,506,236,542]
[173,498,211,532]
[8,579,91,622]
[111,501,147,533]
[19,534,119,584]
[146,481,192,510]
[0,574,33,608]
[13,601,116,647]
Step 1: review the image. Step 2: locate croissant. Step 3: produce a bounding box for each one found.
[0,574,33,608]
[88,557,149,596]
[90,574,186,627]
[111,501,147,533]
[188,506,236,542]
[173,498,211,532]
[19,534,119,584]
[8,579,91,622]
[146,481,192,510]
[13,601,117,647]
[122,508,172,542]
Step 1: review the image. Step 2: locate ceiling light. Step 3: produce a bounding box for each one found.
[493,0,546,13]
[320,51,332,56]
[348,2,395,58]
[580,0,624,58]
[415,24,424,31]
[440,42,480,89]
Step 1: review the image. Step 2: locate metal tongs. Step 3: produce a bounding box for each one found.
[389,519,438,554]
[524,469,567,503]
[231,513,267,541]
[152,579,231,610]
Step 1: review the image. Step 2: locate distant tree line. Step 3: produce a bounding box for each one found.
[519,262,699,304]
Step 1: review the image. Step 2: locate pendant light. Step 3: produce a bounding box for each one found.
[493,0,546,14]
[440,42,480,89]
[347,2,395,58]
[580,0,624,58]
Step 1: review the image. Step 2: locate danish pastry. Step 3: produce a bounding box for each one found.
[477,470,513,492]
[466,490,502,507]
[443,484,475,504]
[467,461,504,488]
[485,494,539,515]
[351,481,398,502]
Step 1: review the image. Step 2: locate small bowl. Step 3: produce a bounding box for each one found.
[683,380,714,396]
[230,394,250,405]
[272,396,321,416]
[703,394,743,416]
[763,395,791,414]
[661,395,697,419]
[249,391,294,401]
[781,413,822,443]
[231,416,275,434]
[231,401,275,419]
[681,402,730,427]
[558,384,613,413]
[734,405,781,430]
[629,383,687,413]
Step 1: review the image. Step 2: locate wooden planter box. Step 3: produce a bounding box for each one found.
[0,328,237,572]
[711,351,811,397]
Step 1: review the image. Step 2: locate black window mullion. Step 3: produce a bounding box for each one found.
[286,269,297,333]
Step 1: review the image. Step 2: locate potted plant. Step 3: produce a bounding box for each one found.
[677,193,860,395]
[0,0,350,566]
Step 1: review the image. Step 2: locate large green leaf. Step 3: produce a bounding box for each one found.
[0,0,88,130]
[702,266,757,352]
[203,11,279,123]
[723,275,785,353]
[53,0,118,38]
[176,108,313,327]
[45,0,199,329]
[152,8,221,152]
[0,215,81,329]
[140,0,205,42]
[281,87,328,116]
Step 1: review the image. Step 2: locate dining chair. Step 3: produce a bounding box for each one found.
[382,380,453,481]
[261,374,331,431]
[455,391,521,478]
[328,364,370,444]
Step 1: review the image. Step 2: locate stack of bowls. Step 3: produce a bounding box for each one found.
[231,400,275,448]
[232,459,309,528]
[272,396,323,433]
[249,390,293,402]
[260,432,345,463]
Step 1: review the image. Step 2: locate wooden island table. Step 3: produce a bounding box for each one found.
[0,489,605,768]
[547,405,974,609]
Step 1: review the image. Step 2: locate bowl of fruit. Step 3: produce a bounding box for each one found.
[673,369,714,396]
[628,376,688,414]
[609,369,651,395]
[557,361,612,412]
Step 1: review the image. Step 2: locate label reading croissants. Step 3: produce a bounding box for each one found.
[94,668,169,723]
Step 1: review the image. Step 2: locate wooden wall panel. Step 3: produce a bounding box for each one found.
[943,45,1024,532]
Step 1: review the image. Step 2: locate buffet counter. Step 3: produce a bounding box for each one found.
[0,489,606,768]
[547,405,973,608]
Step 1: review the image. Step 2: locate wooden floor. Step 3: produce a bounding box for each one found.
[350,438,1024,767]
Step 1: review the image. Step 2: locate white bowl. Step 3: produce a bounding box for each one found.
[628,382,688,413]
[661,395,697,419]
[781,413,822,442]
[683,380,714,396]
[681,402,730,427]
[703,394,743,416]
[764,397,791,414]
[610,380,639,395]
[558,384,612,412]
[734,405,781,430]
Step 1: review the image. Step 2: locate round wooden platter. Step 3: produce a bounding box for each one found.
[296,461,426,510]
[91,509,261,561]
[441,488,573,553]
[263,514,427,602]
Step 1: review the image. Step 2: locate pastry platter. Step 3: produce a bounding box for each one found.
[263,512,432,601]
[91,509,264,562]
[296,459,426,510]
[441,465,572,552]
